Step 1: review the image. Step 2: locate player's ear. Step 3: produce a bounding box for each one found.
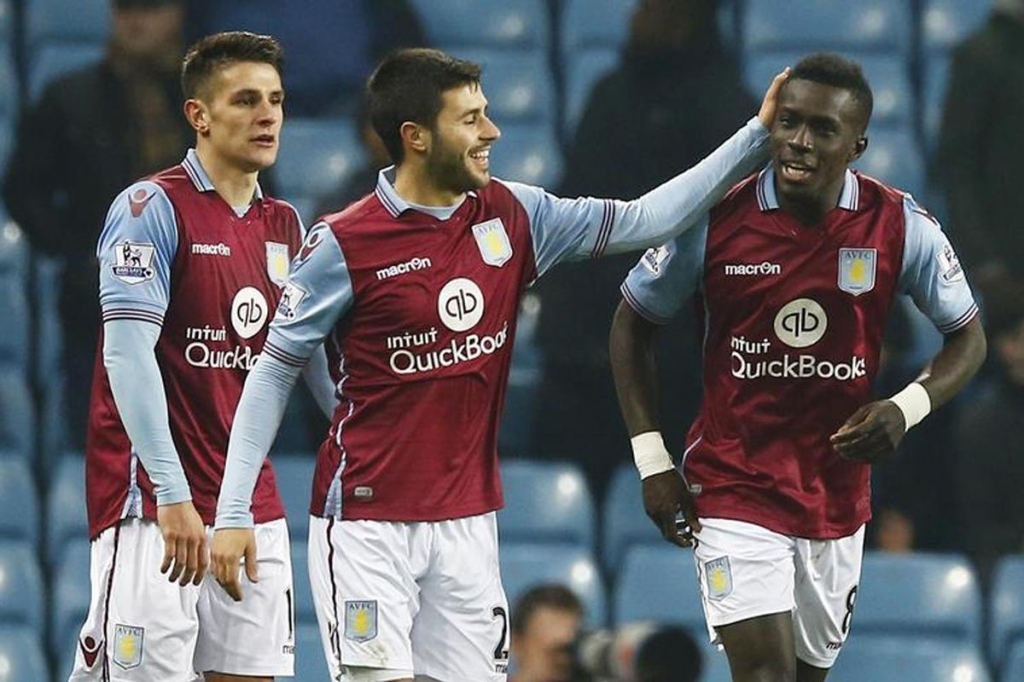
[184,99,211,136]
[850,136,868,162]
[400,121,429,156]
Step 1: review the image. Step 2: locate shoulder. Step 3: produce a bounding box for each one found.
[320,192,388,237]
[709,172,760,225]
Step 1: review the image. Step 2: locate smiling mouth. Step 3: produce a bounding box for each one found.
[469,147,490,169]
[780,161,814,182]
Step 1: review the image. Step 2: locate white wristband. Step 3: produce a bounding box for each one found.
[888,382,932,431]
[630,431,675,480]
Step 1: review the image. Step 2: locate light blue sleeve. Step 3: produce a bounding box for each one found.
[263,221,354,366]
[215,222,353,528]
[619,218,709,324]
[504,118,767,278]
[97,181,178,319]
[103,319,190,505]
[898,195,979,333]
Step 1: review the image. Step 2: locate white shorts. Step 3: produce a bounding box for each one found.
[68,517,294,681]
[692,518,864,668]
[308,513,509,682]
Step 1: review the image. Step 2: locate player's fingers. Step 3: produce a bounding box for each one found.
[243,542,260,585]
[160,538,175,575]
[194,537,210,586]
[685,508,703,534]
[168,539,188,583]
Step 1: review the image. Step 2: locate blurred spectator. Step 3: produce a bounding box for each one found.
[633,625,703,682]
[954,274,1024,588]
[511,584,590,682]
[186,0,426,116]
[314,97,392,217]
[2,0,191,448]
[531,0,755,498]
[936,0,1024,282]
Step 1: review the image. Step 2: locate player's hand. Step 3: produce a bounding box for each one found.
[157,501,209,586]
[642,470,702,548]
[210,528,259,602]
[830,400,906,463]
[757,68,791,129]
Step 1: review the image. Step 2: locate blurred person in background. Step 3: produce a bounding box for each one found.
[2,0,191,448]
[633,625,702,682]
[186,0,426,116]
[313,97,394,216]
[954,274,1024,589]
[579,622,702,682]
[937,0,1024,284]
[532,0,755,499]
[510,585,590,682]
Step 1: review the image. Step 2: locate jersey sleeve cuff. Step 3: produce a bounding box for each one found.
[936,303,979,334]
[621,282,672,325]
[214,510,256,529]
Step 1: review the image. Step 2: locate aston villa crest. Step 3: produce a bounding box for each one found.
[472,218,512,267]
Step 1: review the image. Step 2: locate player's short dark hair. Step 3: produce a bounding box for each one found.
[789,52,873,130]
[367,48,483,164]
[510,584,584,635]
[181,31,284,100]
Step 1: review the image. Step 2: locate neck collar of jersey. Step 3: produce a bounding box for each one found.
[756,165,859,213]
[375,165,477,220]
[181,149,264,200]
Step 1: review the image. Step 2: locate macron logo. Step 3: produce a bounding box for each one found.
[192,242,232,256]
[376,256,433,281]
[724,262,781,276]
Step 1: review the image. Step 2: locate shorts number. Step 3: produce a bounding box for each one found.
[842,585,858,635]
[492,606,509,661]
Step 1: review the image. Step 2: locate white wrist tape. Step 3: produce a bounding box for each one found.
[631,431,675,480]
[888,382,932,431]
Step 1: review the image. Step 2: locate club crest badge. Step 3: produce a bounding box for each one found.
[112,624,144,670]
[345,601,378,643]
[837,248,876,296]
[704,556,733,601]
[472,218,513,267]
[266,241,290,287]
[112,241,156,285]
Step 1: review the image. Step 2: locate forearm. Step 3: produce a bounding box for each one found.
[302,344,338,419]
[605,118,768,254]
[610,301,663,436]
[103,319,190,505]
[215,351,303,528]
[913,316,986,411]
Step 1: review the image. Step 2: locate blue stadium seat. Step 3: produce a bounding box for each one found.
[498,459,595,547]
[562,48,619,140]
[0,370,36,458]
[1003,641,1024,682]
[990,556,1024,670]
[410,0,550,50]
[295,623,331,681]
[489,123,563,187]
[28,42,105,102]
[601,464,662,575]
[501,543,606,627]
[0,274,29,372]
[854,128,926,198]
[854,553,981,647]
[0,541,45,630]
[498,311,543,458]
[743,0,913,54]
[742,52,913,128]
[453,49,556,126]
[290,543,316,625]
[0,625,50,682]
[47,454,87,567]
[275,117,365,210]
[613,545,705,633]
[829,636,990,682]
[273,455,315,542]
[24,0,110,53]
[560,0,634,54]
[0,54,16,125]
[0,459,39,547]
[50,539,91,658]
[922,56,950,153]
[0,216,28,285]
[921,0,992,54]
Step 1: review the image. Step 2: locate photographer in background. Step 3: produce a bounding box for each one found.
[510,584,591,682]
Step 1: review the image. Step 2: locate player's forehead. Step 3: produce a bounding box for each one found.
[778,78,859,125]
[438,82,487,119]
[205,60,283,100]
